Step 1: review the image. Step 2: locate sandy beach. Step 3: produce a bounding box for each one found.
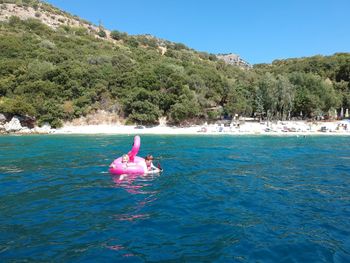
[54,120,350,136]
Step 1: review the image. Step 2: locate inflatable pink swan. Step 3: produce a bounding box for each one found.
[109,136,147,175]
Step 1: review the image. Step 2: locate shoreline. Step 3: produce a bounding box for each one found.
[2,120,350,136]
[52,121,350,136]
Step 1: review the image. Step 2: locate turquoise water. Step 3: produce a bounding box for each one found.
[1,135,350,262]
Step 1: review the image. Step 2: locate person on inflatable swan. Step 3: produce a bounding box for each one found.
[109,135,162,175]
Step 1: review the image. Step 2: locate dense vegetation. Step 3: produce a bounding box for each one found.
[0,1,349,127]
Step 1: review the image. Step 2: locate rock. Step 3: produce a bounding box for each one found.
[33,123,53,134]
[4,116,23,132]
[0,113,6,124]
[20,127,32,134]
[16,115,36,128]
[216,53,252,69]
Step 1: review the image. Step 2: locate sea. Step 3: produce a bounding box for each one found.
[0,135,350,262]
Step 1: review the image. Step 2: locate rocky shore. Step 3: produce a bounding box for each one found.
[0,114,54,134]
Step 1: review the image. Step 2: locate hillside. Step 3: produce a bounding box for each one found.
[0,1,220,61]
[0,0,349,130]
[0,2,99,31]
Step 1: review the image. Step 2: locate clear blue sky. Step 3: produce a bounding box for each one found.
[44,0,350,64]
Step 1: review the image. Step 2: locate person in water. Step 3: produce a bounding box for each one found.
[110,154,131,169]
[121,154,129,163]
[144,154,161,173]
[122,154,137,167]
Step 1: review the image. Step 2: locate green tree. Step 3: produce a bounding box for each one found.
[168,87,200,124]
[256,73,278,118]
[128,100,161,125]
[275,75,295,120]
[0,96,36,116]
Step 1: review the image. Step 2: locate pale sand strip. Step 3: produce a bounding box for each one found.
[54,121,350,136]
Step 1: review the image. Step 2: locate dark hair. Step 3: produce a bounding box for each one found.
[145,154,153,160]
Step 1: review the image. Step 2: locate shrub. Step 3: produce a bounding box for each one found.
[97,29,106,38]
[110,30,122,40]
[0,97,36,116]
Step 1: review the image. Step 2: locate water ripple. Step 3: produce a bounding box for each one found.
[1,135,350,261]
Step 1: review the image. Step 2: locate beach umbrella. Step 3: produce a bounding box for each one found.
[346,109,349,118]
[334,109,337,119]
[340,107,344,119]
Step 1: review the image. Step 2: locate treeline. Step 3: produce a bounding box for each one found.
[0,13,349,127]
[254,54,350,119]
